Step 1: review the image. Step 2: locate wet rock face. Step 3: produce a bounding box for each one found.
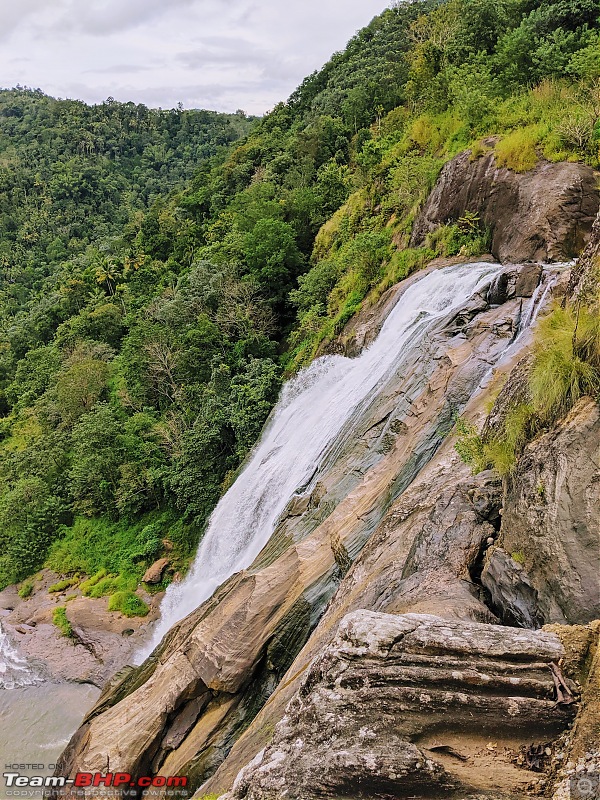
[492,398,600,626]
[223,611,575,800]
[410,151,599,264]
[51,282,525,798]
[482,548,544,629]
[567,207,600,301]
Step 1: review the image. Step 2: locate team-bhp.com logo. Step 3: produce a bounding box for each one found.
[3,772,188,795]
[570,772,600,800]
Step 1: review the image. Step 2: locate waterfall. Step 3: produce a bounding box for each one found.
[139,261,503,658]
[0,623,36,690]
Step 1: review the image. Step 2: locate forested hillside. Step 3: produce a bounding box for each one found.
[2,0,599,612]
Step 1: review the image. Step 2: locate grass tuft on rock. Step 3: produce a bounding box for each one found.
[52,606,73,637]
[107,591,149,618]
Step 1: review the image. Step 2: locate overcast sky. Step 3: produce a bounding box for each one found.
[0,0,389,115]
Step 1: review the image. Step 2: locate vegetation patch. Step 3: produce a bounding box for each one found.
[107,591,149,618]
[48,576,80,593]
[455,304,600,476]
[52,606,73,638]
[18,580,33,599]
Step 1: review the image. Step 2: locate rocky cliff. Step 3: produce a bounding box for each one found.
[410,148,599,264]
[50,156,600,800]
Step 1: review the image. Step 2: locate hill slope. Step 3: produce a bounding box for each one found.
[1,0,599,606]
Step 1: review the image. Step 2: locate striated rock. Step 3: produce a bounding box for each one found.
[223,611,576,800]
[52,279,529,798]
[143,558,171,584]
[567,207,600,302]
[199,386,533,796]
[467,469,502,523]
[410,151,599,263]
[496,398,600,625]
[514,263,543,297]
[482,547,544,629]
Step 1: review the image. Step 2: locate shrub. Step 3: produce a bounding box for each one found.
[529,305,600,420]
[48,576,80,593]
[454,417,487,474]
[107,591,149,617]
[18,580,33,599]
[52,606,73,638]
[495,127,541,172]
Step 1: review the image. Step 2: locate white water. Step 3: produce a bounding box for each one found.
[1,623,100,770]
[0,622,36,689]
[139,261,503,658]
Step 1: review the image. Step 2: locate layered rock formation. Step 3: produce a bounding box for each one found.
[52,268,532,797]
[482,397,600,627]
[223,611,577,800]
[51,156,600,800]
[410,149,599,263]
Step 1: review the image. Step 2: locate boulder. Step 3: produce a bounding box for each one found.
[482,547,544,629]
[410,151,599,264]
[514,263,543,297]
[143,558,171,584]
[222,611,576,800]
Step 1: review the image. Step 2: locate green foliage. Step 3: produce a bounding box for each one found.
[2,0,600,589]
[45,512,189,581]
[18,580,33,598]
[107,591,149,617]
[85,575,136,598]
[495,127,541,172]
[529,305,600,419]
[78,569,107,595]
[454,416,487,474]
[52,606,73,638]
[48,576,80,593]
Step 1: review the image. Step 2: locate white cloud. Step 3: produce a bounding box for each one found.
[0,0,388,114]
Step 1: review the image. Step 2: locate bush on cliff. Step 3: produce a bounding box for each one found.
[456,304,600,476]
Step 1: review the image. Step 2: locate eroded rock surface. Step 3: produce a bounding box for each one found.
[51,273,528,798]
[222,611,575,800]
[410,150,599,263]
[485,398,600,626]
[0,570,162,685]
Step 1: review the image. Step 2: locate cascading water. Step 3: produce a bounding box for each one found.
[0,622,36,690]
[0,622,100,771]
[141,260,504,657]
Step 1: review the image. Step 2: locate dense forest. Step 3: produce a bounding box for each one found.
[2,0,599,615]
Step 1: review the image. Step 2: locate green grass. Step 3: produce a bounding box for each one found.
[529,305,600,420]
[494,126,541,172]
[18,580,33,599]
[455,304,600,477]
[48,576,80,593]
[78,568,108,595]
[52,606,73,638]
[107,591,149,617]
